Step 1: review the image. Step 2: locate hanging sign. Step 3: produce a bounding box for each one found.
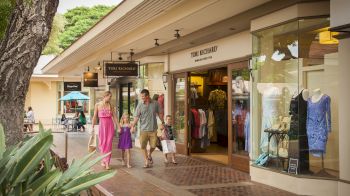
[104,62,138,77]
[64,82,81,91]
[83,72,98,87]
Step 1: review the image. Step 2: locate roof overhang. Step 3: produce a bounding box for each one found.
[43,0,321,77]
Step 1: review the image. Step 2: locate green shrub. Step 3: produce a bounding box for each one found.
[0,123,115,195]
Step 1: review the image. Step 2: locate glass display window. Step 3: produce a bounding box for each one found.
[251,17,339,178]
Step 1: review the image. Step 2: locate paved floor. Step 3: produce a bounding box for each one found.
[50,130,297,196]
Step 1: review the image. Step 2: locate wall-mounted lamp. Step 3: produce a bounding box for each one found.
[174,29,180,39]
[162,73,168,83]
[94,62,102,71]
[162,73,168,90]
[154,38,160,46]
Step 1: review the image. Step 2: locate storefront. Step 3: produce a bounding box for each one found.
[168,31,252,172]
[61,82,89,114]
[249,2,342,195]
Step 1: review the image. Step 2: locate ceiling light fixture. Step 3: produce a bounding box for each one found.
[130,49,134,61]
[174,29,180,39]
[154,38,160,46]
[118,53,123,61]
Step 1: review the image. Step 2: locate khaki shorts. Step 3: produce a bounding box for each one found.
[140,130,157,149]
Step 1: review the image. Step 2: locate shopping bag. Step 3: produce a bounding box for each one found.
[88,129,97,153]
[156,137,163,151]
[161,140,176,154]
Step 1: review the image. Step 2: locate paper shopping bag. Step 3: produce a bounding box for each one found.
[88,130,97,153]
[161,140,176,154]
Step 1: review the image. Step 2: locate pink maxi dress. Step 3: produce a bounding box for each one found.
[98,108,115,165]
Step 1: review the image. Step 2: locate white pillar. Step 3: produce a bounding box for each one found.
[338,38,350,195]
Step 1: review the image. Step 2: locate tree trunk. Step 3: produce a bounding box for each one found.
[0,0,58,146]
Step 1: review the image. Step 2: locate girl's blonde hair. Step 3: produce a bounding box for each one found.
[120,113,130,125]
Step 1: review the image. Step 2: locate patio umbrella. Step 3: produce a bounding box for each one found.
[60,91,90,113]
[59,91,90,101]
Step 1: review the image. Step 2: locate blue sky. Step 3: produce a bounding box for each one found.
[57,0,123,13]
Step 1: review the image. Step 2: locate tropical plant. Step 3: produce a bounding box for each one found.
[0,123,116,195]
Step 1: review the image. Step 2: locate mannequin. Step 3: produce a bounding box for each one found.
[311,88,324,103]
[288,87,310,173]
[302,89,309,101]
[233,76,247,94]
[292,88,309,101]
[307,88,332,176]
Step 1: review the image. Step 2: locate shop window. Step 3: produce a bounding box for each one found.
[252,17,339,178]
[63,91,89,114]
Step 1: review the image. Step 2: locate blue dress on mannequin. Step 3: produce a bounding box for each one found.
[306,95,331,157]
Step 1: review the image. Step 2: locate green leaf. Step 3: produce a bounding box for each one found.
[60,170,116,195]
[0,124,5,159]
[0,158,16,185]
[25,170,60,196]
[14,129,51,160]
[46,172,62,194]
[57,152,109,187]
[11,134,53,185]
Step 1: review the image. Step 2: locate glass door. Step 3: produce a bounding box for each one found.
[119,83,134,118]
[173,73,189,155]
[228,61,251,172]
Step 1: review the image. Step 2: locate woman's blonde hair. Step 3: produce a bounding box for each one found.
[101,91,113,111]
[120,113,130,125]
[103,91,112,98]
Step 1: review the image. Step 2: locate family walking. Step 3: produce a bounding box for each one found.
[92,89,176,170]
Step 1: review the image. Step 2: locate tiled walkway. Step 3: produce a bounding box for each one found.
[50,131,297,196]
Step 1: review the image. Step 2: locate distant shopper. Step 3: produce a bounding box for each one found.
[160,115,177,164]
[61,114,68,128]
[118,113,134,168]
[77,111,87,132]
[92,91,119,170]
[26,106,35,132]
[132,89,164,168]
[73,111,80,131]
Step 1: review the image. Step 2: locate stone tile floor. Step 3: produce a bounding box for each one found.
[50,131,297,196]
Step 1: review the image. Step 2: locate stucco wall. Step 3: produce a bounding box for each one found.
[25,81,58,125]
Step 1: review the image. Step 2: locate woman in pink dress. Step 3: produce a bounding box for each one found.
[92,91,119,170]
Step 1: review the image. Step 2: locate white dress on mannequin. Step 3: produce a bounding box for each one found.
[260,85,281,153]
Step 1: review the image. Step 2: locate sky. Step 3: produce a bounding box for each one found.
[57,0,123,14]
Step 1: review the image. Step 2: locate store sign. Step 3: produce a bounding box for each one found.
[190,46,218,62]
[104,62,138,77]
[64,82,81,91]
[83,72,98,87]
[288,158,299,174]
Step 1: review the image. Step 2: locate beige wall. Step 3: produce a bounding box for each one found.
[339,38,350,182]
[331,0,350,28]
[251,1,330,32]
[25,81,58,125]
[169,31,251,72]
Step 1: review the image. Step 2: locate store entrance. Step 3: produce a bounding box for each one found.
[119,83,137,119]
[189,67,228,165]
